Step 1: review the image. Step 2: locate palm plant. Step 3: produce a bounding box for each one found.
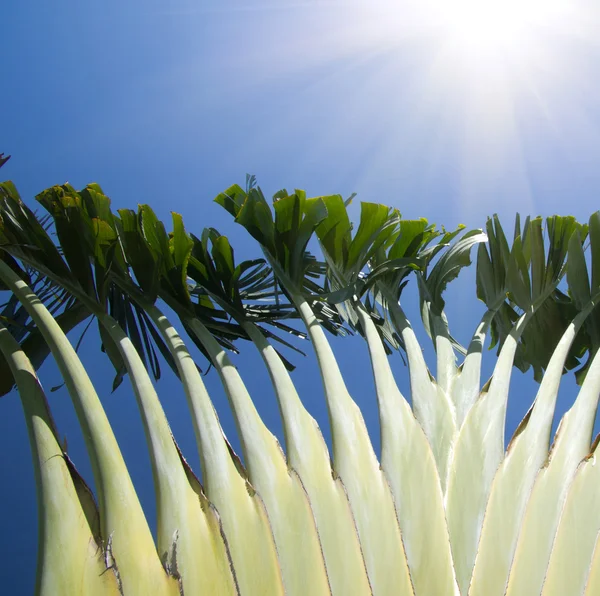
[1,176,600,595]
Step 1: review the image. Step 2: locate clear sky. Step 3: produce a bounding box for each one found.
[2,1,600,593]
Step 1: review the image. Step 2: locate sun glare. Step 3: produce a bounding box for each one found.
[429,0,569,57]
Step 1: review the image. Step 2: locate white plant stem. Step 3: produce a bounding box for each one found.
[241,320,373,596]
[0,323,120,596]
[354,303,460,595]
[0,259,178,596]
[292,295,414,596]
[471,296,600,596]
[144,305,285,596]
[185,316,331,596]
[97,312,238,595]
[384,292,457,491]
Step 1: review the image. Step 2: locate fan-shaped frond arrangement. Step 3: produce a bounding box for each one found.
[1,178,599,595]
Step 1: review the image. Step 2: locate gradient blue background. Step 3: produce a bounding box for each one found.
[3,2,600,593]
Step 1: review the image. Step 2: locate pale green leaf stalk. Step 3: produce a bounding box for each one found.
[542,441,600,595]
[294,296,414,596]
[354,305,459,595]
[470,298,599,596]
[144,306,285,596]
[434,316,458,399]
[445,311,529,595]
[584,529,600,595]
[0,324,120,596]
[386,295,457,492]
[0,260,179,596]
[96,313,239,595]
[505,343,600,595]
[584,533,600,596]
[241,320,373,596]
[186,317,332,596]
[452,309,496,429]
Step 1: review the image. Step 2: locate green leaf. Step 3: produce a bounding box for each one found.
[506,236,531,308]
[0,180,21,201]
[424,229,487,314]
[140,204,174,272]
[235,187,276,255]
[317,195,352,266]
[116,209,161,301]
[347,203,396,269]
[169,212,194,301]
[590,212,600,292]
[567,229,590,310]
[35,186,97,297]
[476,241,496,306]
[388,218,432,260]
[290,197,327,281]
[530,218,546,301]
[214,184,247,218]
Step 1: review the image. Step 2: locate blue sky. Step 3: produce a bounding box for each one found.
[3,1,600,593]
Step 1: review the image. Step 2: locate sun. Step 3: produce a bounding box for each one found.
[367,0,574,69]
[429,0,570,58]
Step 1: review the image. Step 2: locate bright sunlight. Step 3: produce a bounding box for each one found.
[351,0,591,213]
[427,0,570,59]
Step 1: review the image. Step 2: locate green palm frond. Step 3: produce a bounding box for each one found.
[184,227,308,369]
[215,184,349,336]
